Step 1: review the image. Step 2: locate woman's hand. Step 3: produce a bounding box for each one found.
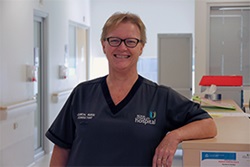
[152,118,217,167]
[152,131,181,167]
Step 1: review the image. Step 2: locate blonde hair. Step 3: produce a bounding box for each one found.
[101,12,147,45]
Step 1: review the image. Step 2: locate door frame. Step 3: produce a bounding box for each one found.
[33,9,49,159]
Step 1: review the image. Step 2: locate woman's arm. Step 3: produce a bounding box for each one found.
[153,118,217,167]
[50,145,70,167]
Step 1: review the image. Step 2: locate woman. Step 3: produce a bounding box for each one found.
[46,12,217,167]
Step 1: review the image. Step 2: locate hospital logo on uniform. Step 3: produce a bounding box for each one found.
[149,111,157,119]
[134,111,156,125]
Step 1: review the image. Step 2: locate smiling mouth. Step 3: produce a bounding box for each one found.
[114,54,130,59]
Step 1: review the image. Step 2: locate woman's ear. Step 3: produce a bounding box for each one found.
[139,44,144,56]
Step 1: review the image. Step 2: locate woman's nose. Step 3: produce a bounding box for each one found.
[117,41,128,50]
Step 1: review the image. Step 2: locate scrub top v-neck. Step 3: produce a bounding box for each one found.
[101,75,143,114]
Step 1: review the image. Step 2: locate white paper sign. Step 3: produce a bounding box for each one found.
[201,151,250,167]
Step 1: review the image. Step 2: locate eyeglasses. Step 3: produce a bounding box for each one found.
[104,37,142,48]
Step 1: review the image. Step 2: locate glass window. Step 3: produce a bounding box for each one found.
[209,6,250,86]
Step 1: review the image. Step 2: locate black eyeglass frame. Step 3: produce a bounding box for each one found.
[104,37,142,48]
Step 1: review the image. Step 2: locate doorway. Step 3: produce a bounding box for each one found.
[68,21,89,82]
[158,34,193,99]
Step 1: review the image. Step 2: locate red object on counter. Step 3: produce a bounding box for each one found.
[199,75,243,86]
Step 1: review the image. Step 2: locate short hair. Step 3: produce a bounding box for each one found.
[101,12,147,45]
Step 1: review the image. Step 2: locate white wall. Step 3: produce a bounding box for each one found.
[0,0,34,104]
[89,0,195,79]
[0,0,90,166]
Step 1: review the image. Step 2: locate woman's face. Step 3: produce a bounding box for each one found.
[102,22,144,73]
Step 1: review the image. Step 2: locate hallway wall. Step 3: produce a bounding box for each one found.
[0,0,90,166]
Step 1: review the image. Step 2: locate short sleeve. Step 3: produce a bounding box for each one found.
[45,90,76,149]
[162,86,212,130]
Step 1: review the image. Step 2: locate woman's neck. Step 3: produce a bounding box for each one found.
[107,71,138,87]
[106,72,139,105]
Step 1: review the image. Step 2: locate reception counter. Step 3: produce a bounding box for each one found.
[182,100,250,167]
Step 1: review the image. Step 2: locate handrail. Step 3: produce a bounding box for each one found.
[52,89,72,103]
[0,99,37,121]
[0,99,36,111]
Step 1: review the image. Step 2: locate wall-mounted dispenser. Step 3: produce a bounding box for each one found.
[26,65,38,82]
[59,65,68,79]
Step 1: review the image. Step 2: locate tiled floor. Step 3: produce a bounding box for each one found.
[31,150,183,167]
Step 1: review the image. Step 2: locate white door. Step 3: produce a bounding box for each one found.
[158,34,193,99]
